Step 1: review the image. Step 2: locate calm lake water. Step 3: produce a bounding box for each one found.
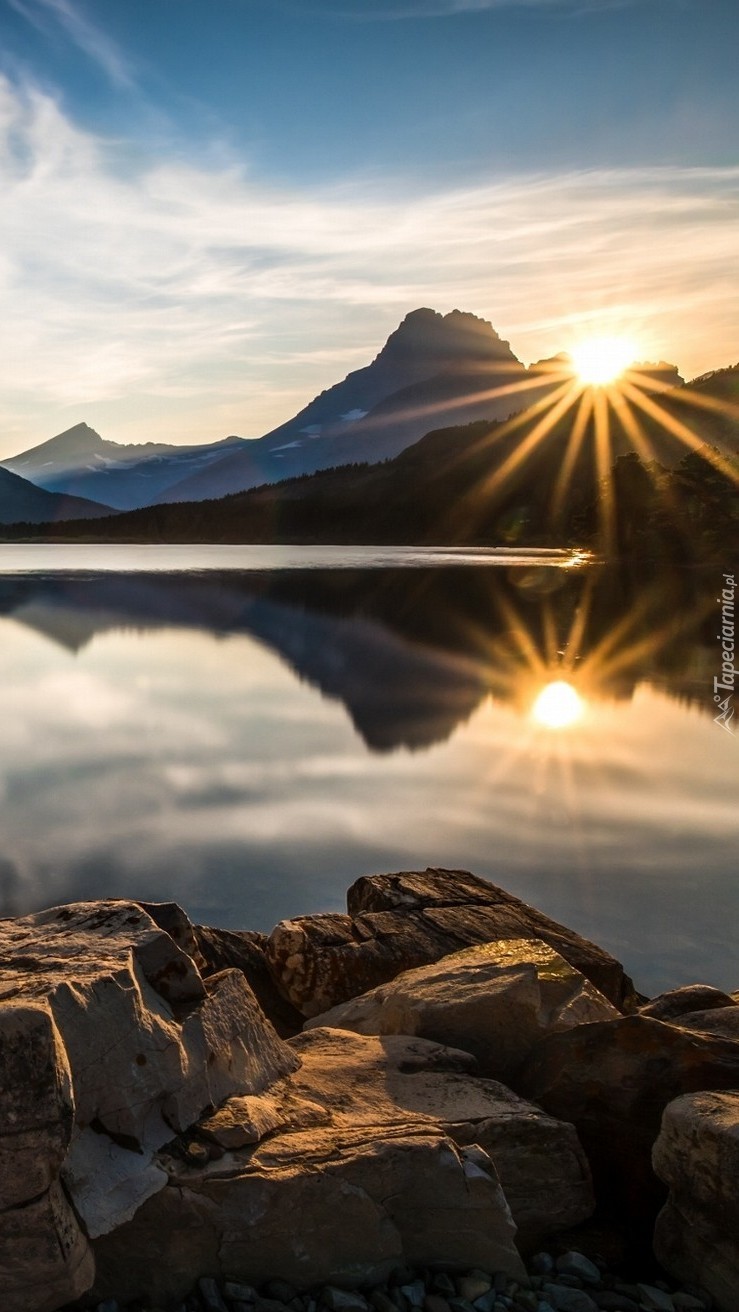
[0,544,735,996]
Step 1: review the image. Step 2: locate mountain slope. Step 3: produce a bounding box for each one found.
[0,464,114,524]
[157,308,555,503]
[3,360,734,544]
[1,423,248,511]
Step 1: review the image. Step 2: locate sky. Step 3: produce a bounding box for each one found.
[0,0,737,457]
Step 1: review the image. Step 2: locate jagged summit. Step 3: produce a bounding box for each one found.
[376,308,517,366]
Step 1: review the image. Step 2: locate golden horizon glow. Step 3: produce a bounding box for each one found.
[531,680,585,729]
[571,336,639,387]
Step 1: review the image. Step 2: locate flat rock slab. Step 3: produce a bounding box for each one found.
[265,869,635,1018]
[653,1090,739,1312]
[304,937,618,1080]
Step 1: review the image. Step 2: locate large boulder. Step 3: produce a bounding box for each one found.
[304,938,618,1080]
[518,1014,739,1235]
[653,1090,739,1312]
[92,1128,525,1304]
[90,1028,589,1303]
[0,900,299,1311]
[289,1027,594,1249]
[265,868,636,1018]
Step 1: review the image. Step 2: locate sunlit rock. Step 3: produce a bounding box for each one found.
[264,868,635,1019]
[304,938,619,1079]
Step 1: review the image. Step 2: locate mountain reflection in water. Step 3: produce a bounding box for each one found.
[0,557,734,996]
[0,560,719,751]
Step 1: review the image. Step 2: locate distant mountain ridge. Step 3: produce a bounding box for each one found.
[0,463,114,524]
[2,424,248,511]
[1,308,690,513]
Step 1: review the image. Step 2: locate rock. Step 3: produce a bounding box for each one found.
[555,1254,601,1286]
[669,1008,739,1041]
[0,900,300,1310]
[639,987,738,1023]
[199,1275,230,1311]
[457,1276,492,1302]
[635,1287,674,1311]
[541,1287,598,1311]
[304,938,618,1080]
[265,869,636,1018]
[287,1027,594,1246]
[195,924,305,1037]
[653,1091,739,1312]
[0,1177,95,1312]
[591,1296,638,1311]
[0,1002,93,1311]
[0,902,298,1152]
[323,1290,370,1311]
[90,1128,525,1304]
[0,1002,74,1210]
[61,1125,168,1238]
[517,1015,739,1233]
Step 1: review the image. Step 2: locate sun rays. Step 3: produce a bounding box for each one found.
[387,327,738,557]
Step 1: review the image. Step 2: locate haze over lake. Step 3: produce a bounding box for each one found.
[0,546,733,997]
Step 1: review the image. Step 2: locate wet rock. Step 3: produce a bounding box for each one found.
[266,869,635,1019]
[304,938,618,1080]
[653,1090,739,1312]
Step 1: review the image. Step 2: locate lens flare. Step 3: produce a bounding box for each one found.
[531,679,584,729]
[571,336,637,387]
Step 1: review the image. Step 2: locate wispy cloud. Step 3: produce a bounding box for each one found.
[285,0,639,19]
[7,0,134,88]
[0,73,737,451]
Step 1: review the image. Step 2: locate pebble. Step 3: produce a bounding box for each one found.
[635,1286,674,1312]
[71,1255,714,1312]
[199,1277,231,1312]
[556,1255,602,1288]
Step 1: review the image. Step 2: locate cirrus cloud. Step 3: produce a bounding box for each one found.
[0,72,737,452]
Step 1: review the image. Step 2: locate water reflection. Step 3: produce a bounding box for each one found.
[0,559,733,995]
[0,558,719,750]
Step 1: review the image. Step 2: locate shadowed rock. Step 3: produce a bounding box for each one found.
[653,1090,739,1312]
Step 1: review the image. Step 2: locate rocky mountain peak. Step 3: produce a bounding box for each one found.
[377,307,519,367]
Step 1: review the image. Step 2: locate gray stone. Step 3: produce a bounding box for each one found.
[592,1295,639,1312]
[458,1277,493,1303]
[671,1297,708,1311]
[541,1289,598,1312]
[199,1276,230,1312]
[224,1285,258,1303]
[400,1283,427,1308]
[323,1290,370,1311]
[556,1254,601,1286]
[635,1287,674,1312]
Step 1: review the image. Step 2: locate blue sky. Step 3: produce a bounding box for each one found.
[0,0,737,454]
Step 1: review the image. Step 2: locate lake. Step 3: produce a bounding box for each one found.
[0,544,735,997]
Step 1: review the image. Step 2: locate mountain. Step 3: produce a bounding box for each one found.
[156,308,557,503]
[1,423,248,511]
[0,464,114,524]
[11,359,733,549]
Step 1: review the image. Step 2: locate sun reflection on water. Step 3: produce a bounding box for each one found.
[531,679,585,729]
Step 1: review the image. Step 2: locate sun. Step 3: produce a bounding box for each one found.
[570,336,637,387]
[531,680,585,729]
